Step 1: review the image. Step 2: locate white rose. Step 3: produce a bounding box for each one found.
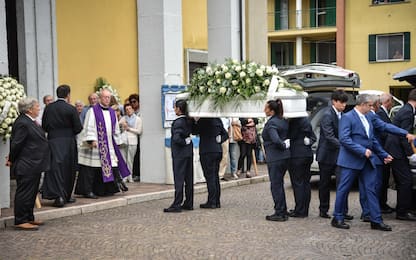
[235,66,241,72]
[219,87,227,94]
[222,65,228,72]
[5,133,11,139]
[3,83,11,89]
[255,69,263,77]
[0,87,4,92]
[263,79,270,86]
[199,86,205,92]
[254,86,261,92]
[216,79,221,84]
[0,128,4,134]
[4,118,12,124]
[242,64,246,69]
[232,59,238,64]
[266,67,272,74]
[245,78,251,84]
[225,72,232,79]
[1,123,8,129]
[232,80,238,86]
[260,65,266,70]
[240,71,246,78]
[215,71,221,76]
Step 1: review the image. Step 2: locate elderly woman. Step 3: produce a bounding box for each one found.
[262,98,290,222]
[7,97,50,230]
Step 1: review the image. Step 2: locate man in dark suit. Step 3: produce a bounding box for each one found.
[193,118,228,209]
[384,89,416,221]
[8,97,50,230]
[41,85,83,207]
[316,90,349,219]
[332,94,393,231]
[288,117,316,217]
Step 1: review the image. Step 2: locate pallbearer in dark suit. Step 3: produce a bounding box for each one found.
[41,85,83,207]
[262,99,291,221]
[8,97,50,230]
[164,100,194,213]
[194,117,228,209]
[316,90,349,219]
[384,89,416,221]
[288,117,316,217]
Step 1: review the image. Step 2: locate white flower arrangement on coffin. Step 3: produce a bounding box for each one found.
[94,77,121,104]
[177,59,308,118]
[0,76,26,141]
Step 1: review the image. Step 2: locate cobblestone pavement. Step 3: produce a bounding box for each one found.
[1,180,415,259]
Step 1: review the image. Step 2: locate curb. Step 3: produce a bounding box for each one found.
[0,174,269,229]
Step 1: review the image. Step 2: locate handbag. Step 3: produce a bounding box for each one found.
[242,125,256,144]
[232,124,243,142]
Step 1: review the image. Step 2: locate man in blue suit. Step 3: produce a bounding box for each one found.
[332,94,393,231]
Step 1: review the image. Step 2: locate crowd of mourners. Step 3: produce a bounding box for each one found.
[7,85,416,231]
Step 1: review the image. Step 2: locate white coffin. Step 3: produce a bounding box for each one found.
[177,89,308,118]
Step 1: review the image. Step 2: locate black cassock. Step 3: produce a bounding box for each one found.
[41,99,82,201]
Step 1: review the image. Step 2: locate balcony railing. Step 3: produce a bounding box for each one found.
[268,7,336,32]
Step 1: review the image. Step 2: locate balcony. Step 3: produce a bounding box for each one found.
[268,7,336,32]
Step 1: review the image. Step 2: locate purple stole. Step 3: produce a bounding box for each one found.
[93,104,131,183]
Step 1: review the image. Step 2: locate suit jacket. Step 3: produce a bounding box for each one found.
[171,115,193,158]
[375,107,391,145]
[384,103,415,159]
[368,111,407,145]
[9,114,50,176]
[193,118,228,154]
[337,109,388,170]
[316,106,340,164]
[288,117,316,158]
[42,99,83,139]
[262,115,290,162]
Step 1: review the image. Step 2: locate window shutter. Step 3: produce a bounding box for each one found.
[310,0,316,28]
[404,32,410,60]
[369,35,376,62]
[310,42,316,63]
[275,0,281,30]
[326,0,336,26]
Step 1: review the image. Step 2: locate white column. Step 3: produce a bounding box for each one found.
[207,0,241,62]
[296,36,303,65]
[137,0,183,183]
[0,0,10,212]
[16,0,57,100]
[296,0,302,29]
[246,0,268,64]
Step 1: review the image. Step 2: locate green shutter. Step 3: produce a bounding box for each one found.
[404,32,410,60]
[289,43,294,65]
[310,42,316,63]
[310,0,316,28]
[369,35,376,62]
[275,0,281,30]
[326,0,336,26]
[271,43,277,66]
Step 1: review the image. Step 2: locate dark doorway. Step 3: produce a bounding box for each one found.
[5,0,18,79]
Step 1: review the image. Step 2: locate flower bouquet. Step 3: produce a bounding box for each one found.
[177,59,308,118]
[0,76,26,141]
[94,77,121,104]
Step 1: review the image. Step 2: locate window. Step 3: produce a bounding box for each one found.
[274,0,289,30]
[271,42,294,66]
[369,32,410,62]
[310,40,336,64]
[372,0,405,4]
[310,0,336,28]
[185,49,207,84]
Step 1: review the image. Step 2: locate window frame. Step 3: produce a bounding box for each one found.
[369,32,410,62]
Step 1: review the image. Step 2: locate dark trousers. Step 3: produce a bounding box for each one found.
[318,162,337,214]
[289,157,313,216]
[391,159,413,215]
[379,164,391,208]
[133,140,140,180]
[14,172,41,225]
[267,159,289,215]
[172,156,194,208]
[75,165,95,195]
[334,163,382,223]
[200,152,222,206]
[237,142,255,172]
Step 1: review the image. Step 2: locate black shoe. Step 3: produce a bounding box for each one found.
[396,212,416,221]
[118,181,128,192]
[344,214,354,221]
[266,214,288,222]
[200,203,217,209]
[319,212,331,219]
[133,176,140,182]
[331,218,350,229]
[84,192,98,199]
[163,207,182,213]
[181,205,194,211]
[370,222,392,231]
[380,205,394,214]
[289,211,307,218]
[67,197,76,203]
[216,203,221,208]
[53,197,65,207]
[360,215,371,222]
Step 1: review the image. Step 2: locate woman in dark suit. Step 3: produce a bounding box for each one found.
[164,100,194,212]
[287,117,316,217]
[262,99,290,221]
[7,97,50,230]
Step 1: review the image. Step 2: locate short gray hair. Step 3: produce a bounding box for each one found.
[380,93,392,104]
[18,97,39,114]
[355,94,374,105]
[74,100,84,106]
